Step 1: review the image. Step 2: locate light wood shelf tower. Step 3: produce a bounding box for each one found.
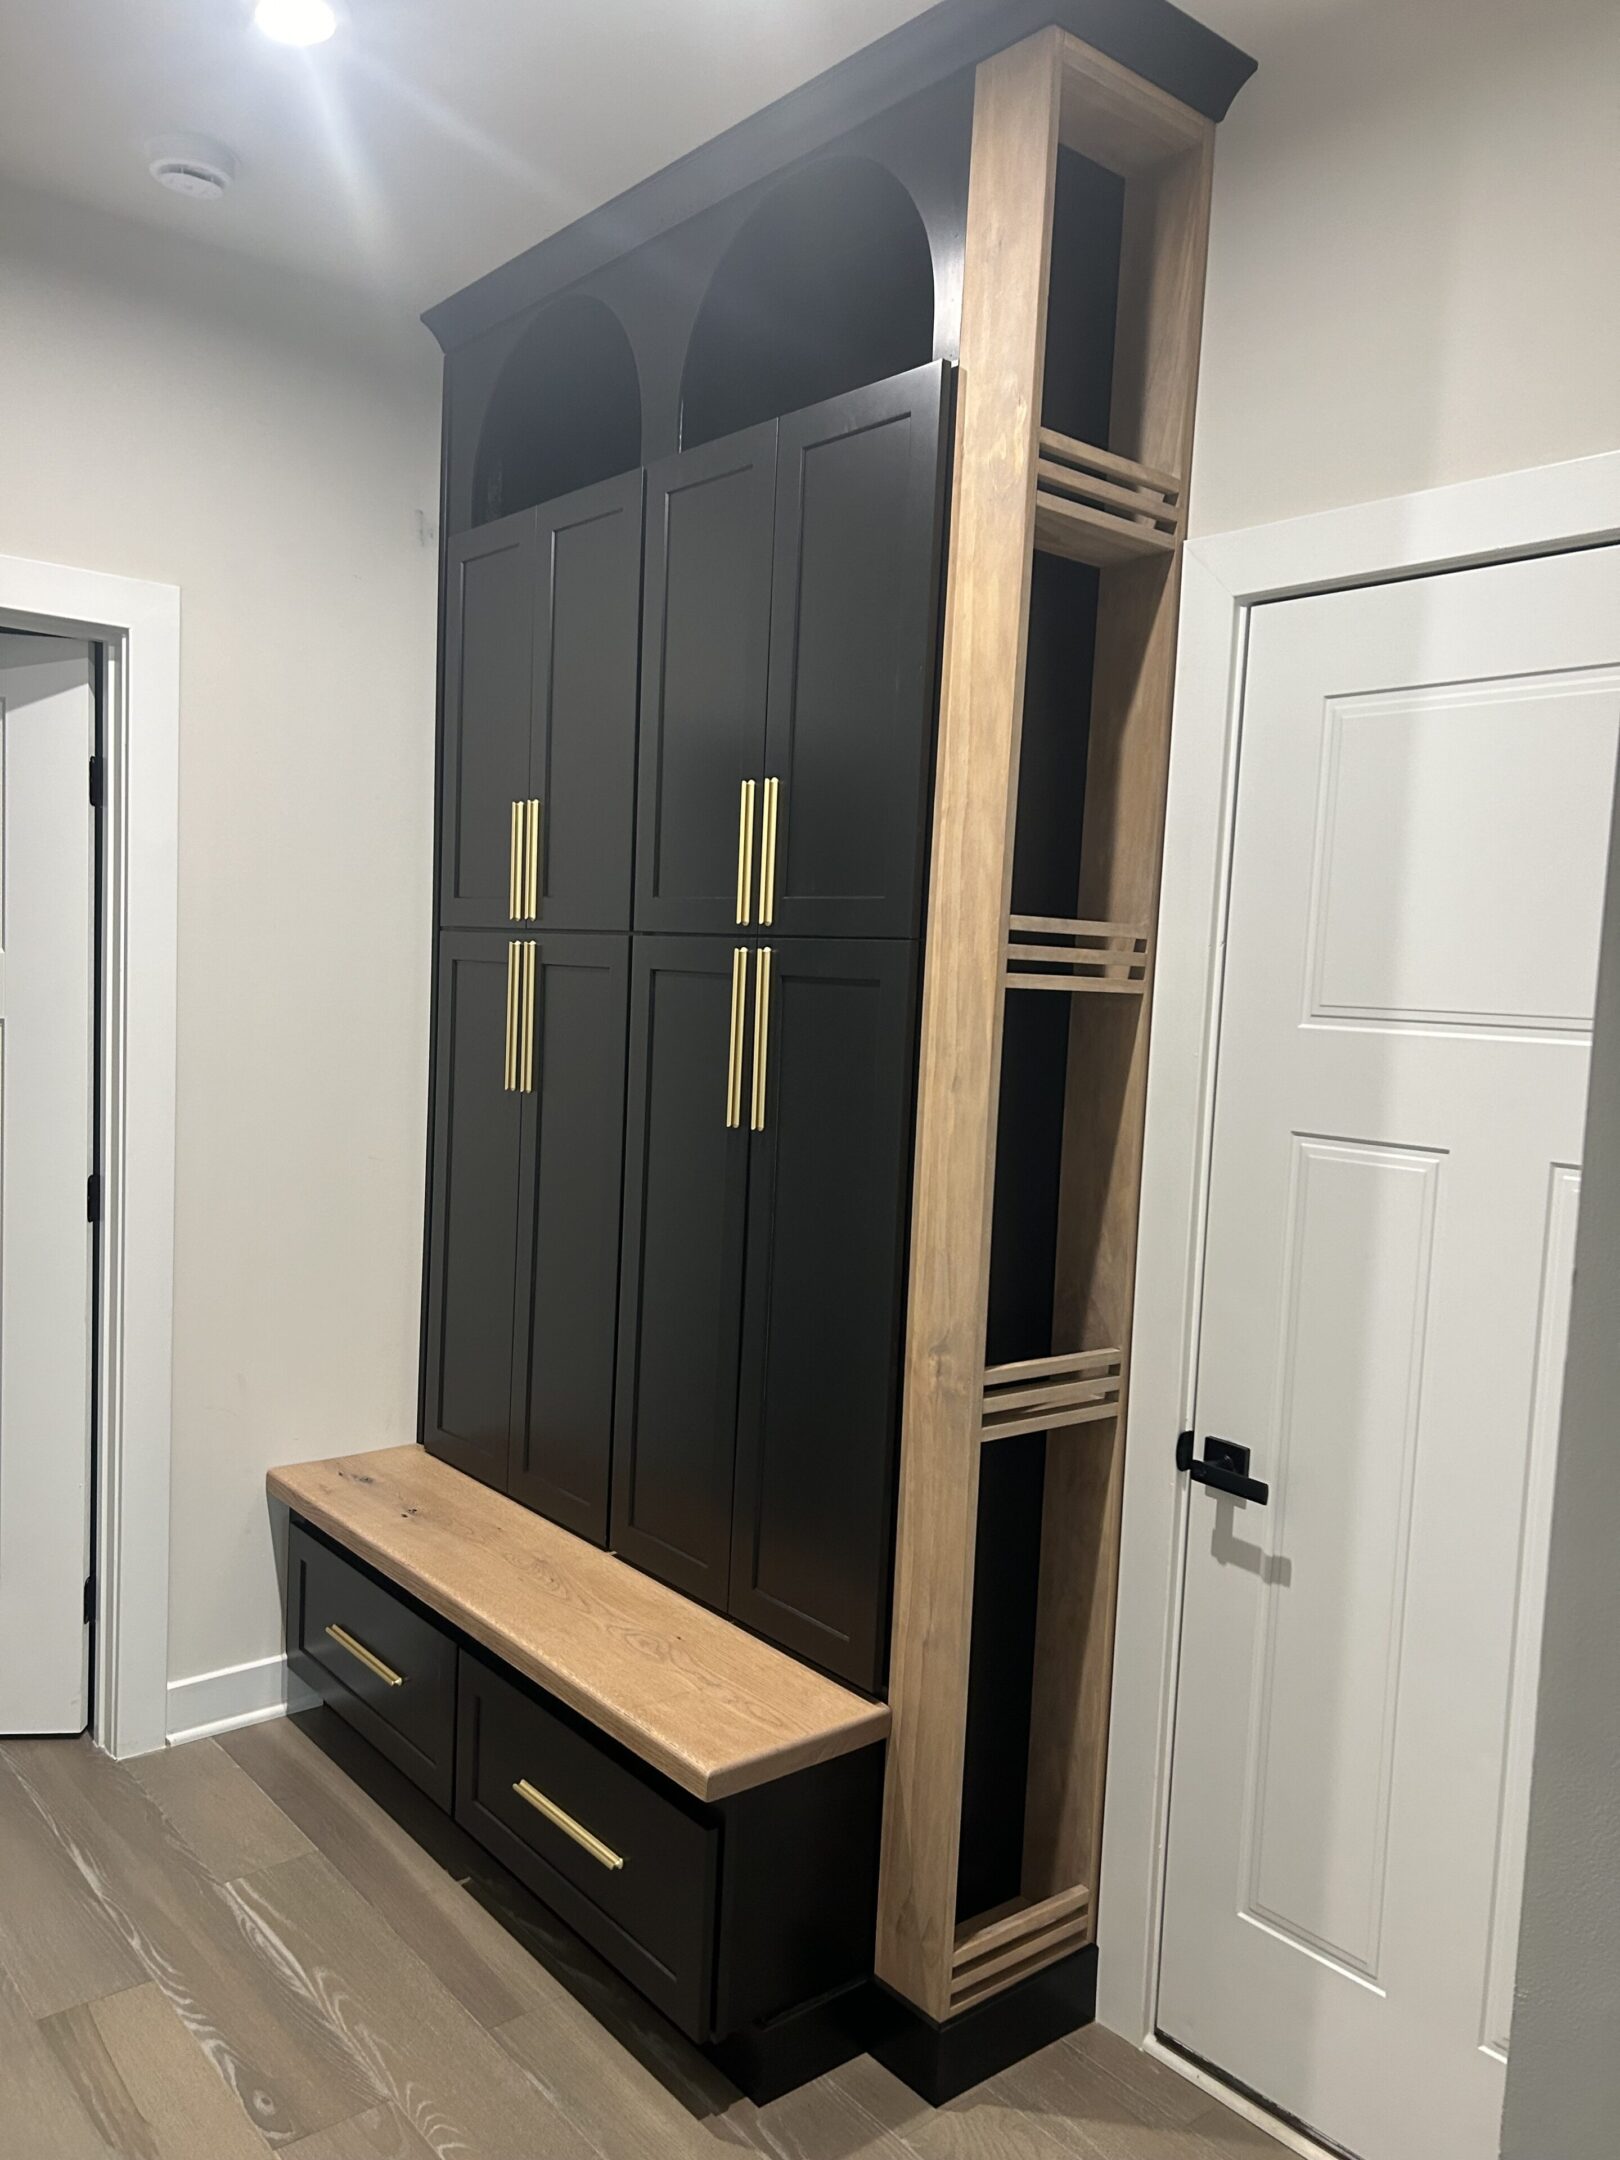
[878,26,1215,2024]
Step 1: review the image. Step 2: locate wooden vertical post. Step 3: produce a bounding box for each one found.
[875,29,1062,2022]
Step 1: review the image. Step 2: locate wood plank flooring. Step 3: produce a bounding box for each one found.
[0,1721,1287,2160]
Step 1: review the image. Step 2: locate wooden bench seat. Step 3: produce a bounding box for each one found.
[267,1446,890,1801]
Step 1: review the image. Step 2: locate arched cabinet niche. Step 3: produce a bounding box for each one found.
[472,294,642,525]
[679,158,936,449]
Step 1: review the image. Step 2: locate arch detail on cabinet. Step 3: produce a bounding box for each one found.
[679,157,936,450]
[473,293,642,526]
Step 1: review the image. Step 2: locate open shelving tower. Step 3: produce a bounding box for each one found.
[878,27,1215,2025]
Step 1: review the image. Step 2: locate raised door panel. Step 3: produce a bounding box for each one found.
[532,474,643,930]
[635,429,775,934]
[421,931,532,1491]
[511,933,631,1542]
[729,939,919,1690]
[612,937,750,1606]
[762,363,949,940]
[441,512,539,929]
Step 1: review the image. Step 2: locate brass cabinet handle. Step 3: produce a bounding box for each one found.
[758,776,780,927]
[750,945,772,1132]
[512,1778,624,1871]
[735,779,756,927]
[525,798,541,920]
[503,940,521,1091]
[508,800,523,922]
[725,946,748,1129]
[324,1623,403,1689]
[520,940,537,1094]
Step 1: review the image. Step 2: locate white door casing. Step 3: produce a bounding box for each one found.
[0,641,96,1733]
[1156,547,1620,2160]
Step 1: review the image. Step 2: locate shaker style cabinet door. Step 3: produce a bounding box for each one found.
[421,931,534,1491]
[440,513,541,930]
[529,473,643,930]
[509,934,631,1543]
[635,429,776,935]
[441,479,643,934]
[612,937,751,1606]
[728,939,918,1691]
[760,363,949,941]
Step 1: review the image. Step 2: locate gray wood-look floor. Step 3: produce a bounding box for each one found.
[0,1719,1286,2159]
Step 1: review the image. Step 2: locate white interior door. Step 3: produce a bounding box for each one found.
[0,637,96,1734]
[1157,546,1620,2160]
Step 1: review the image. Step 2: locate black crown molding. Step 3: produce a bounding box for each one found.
[423,0,1254,352]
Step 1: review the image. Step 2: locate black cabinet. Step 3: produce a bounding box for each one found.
[763,364,948,940]
[635,429,777,935]
[611,937,750,1604]
[635,366,949,941]
[613,935,917,1690]
[441,472,641,933]
[423,930,628,1540]
[730,939,917,1691]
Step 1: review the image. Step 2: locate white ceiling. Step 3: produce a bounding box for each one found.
[0,0,1271,318]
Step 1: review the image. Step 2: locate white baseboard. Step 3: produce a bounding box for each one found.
[164,1653,318,1747]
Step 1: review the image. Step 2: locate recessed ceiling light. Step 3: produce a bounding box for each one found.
[254,0,339,46]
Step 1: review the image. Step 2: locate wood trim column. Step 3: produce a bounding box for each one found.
[875,28,1063,2021]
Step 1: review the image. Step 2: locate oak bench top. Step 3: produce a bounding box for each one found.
[268,1446,890,1802]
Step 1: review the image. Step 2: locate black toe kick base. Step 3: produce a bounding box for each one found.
[869,1945,1098,2105]
[705,1979,880,2106]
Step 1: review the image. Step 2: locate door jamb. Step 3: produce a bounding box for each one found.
[0,552,179,1760]
[1097,451,1620,2061]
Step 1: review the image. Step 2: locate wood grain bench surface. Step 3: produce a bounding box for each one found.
[268,1446,890,1801]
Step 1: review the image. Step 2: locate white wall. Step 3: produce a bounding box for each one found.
[1191,0,1620,534]
[1499,753,1620,2156]
[0,179,442,1729]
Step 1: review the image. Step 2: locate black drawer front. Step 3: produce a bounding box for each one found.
[286,1523,456,1808]
[454,1651,719,2038]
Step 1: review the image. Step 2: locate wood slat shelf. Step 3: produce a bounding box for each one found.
[1005,916,1149,995]
[950,1883,1094,2010]
[980,1348,1122,1443]
[268,1447,890,1802]
[1033,427,1181,569]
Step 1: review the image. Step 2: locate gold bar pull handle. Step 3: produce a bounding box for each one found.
[503,940,521,1092]
[725,946,747,1129]
[324,1624,404,1689]
[735,779,756,927]
[750,945,772,1132]
[508,800,523,922]
[758,776,780,927]
[512,1779,624,1871]
[525,797,541,921]
[520,940,538,1094]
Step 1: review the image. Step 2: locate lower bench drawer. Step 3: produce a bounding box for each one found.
[454,1650,720,2038]
[286,1521,456,1808]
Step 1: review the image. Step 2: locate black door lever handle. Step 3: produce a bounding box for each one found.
[1176,1430,1270,1505]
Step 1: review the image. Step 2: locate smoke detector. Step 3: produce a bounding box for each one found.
[147,135,239,202]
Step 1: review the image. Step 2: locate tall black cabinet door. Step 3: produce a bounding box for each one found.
[422,932,533,1491]
[531,474,643,930]
[729,939,918,1690]
[441,513,539,929]
[510,934,630,1542]
[635,429,776,935]
[761,363,950,941]
[612,937,751,1606]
